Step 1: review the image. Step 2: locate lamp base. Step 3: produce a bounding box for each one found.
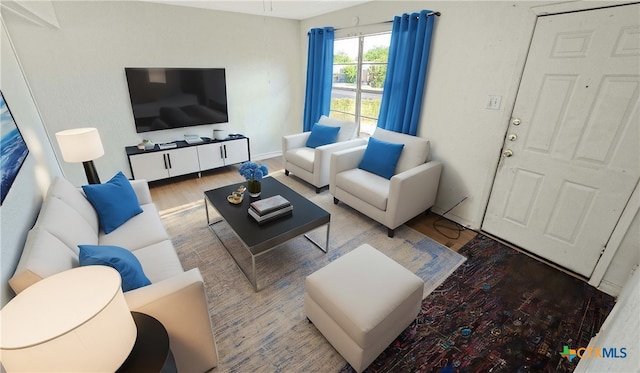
[82,160,101,184]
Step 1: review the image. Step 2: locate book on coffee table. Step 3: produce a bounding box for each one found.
[248,204,293,224]
[250,195,291,216]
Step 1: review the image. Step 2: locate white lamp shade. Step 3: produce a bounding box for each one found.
[0,266,137,372]
[55,127,105,163]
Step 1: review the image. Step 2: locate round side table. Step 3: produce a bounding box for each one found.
[117,312,176,373]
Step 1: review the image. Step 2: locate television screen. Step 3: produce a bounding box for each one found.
[125,68,229,133]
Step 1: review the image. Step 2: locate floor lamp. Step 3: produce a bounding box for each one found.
[55,127,104,184]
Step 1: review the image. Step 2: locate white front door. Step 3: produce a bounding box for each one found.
[482,4,640,278]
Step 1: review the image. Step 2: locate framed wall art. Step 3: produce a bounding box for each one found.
[1,90,29,204]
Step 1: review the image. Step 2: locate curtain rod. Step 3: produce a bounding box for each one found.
[333,11,440,31]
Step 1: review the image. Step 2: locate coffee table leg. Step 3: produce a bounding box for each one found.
[208,221,259,292]
[204,197,211,225]
[205,196,258,290]
[251,254,258,292]
[304,222,330,253]
[204,196,222,226]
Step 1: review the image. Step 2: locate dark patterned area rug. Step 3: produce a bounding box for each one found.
[342,234,616,373]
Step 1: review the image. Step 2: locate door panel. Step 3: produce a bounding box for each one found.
[483,5,640,278]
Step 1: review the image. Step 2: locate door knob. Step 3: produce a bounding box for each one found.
[508,134,517,141]
[512,118,521,126]
[502,149,513,157]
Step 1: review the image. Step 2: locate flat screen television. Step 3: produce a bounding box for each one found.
[125,67,229,133]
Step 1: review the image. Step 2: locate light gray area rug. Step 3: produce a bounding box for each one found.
[160,172,466,372]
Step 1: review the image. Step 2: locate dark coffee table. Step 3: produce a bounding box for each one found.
[204,177,330,291]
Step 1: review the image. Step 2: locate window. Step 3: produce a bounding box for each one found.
[330,33,391,136]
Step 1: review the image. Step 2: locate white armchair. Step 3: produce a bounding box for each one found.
[283,116,367,193]
[330,128,443,237]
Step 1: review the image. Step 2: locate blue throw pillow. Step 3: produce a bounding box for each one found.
[358,137,405,179]
[82,171,143,234]
[305,123,341,148]
[78,244,151,292]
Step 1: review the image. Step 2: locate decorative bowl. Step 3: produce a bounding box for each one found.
[227,193,243,204]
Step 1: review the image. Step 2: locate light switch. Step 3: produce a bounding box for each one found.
[486,95,502,110]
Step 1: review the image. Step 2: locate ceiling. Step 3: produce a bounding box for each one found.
[142,0,373,20]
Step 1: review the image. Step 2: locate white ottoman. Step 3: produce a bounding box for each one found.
[304,244,424,372]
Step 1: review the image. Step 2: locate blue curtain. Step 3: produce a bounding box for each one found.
[303,27,334,132]
[377,10,436,135]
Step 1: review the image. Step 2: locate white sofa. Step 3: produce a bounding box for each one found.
[283,115,367,193]
[330,128,443,237]
[8,176,218,372]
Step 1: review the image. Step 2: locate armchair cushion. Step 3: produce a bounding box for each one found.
[318,115,358,142]
[358,137,404,179]
[285,147,315,172]
[336,169,390,211]
[306,123,340,148]
[372,128,430,174]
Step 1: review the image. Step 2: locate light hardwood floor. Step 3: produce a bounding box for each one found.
[148,156,476,252]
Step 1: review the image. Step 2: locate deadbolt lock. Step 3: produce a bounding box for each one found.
[512,118,521,126]
[502,149,513,157]
[508,134,517,141]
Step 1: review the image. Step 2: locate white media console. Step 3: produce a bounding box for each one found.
[126,137,250,182]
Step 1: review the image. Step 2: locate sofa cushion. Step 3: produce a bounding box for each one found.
[131,240,185,283]
[318,115,358,143]
[79,244,152,292]
[9,227,80,294]
[373,128,430,174]
[82,171,143,234]
[306,123,340,148]
[285,147,315,173]
[358,137,404,179]
[98,203,169,251]
[336,168,390,211]
[35,196,99,249]
[47,176,99,234]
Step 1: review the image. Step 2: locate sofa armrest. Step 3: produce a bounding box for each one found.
[124,268,218,373]
[129,179,153,205]
[386,161,443,229]
[282,132,311,153]
[314,138,368,186]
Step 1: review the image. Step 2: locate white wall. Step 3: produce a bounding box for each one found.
[2,0,303,186]
[301,1,546,229]
[0,19,62,306]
